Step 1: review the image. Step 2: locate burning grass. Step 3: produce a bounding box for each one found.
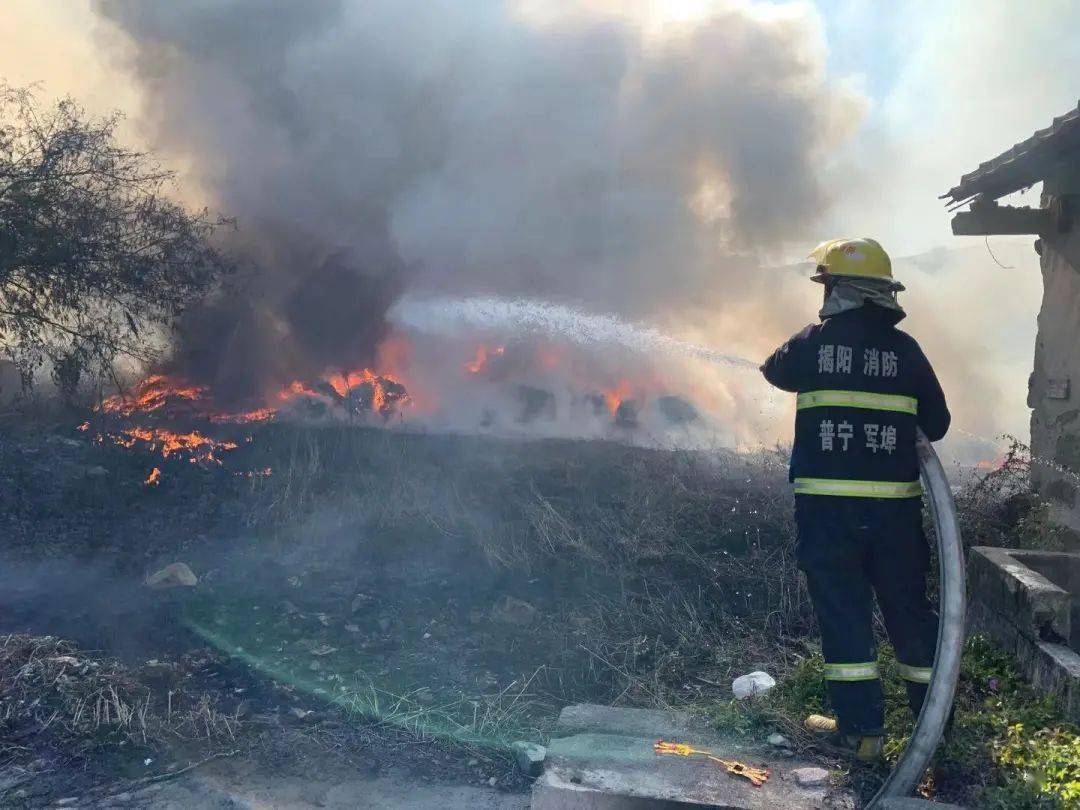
[97,426,239,465]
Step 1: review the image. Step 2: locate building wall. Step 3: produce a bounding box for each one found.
[1030,176,1080,542]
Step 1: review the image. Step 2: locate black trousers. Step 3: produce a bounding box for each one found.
[795,495,939,735]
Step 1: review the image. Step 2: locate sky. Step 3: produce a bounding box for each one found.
[1,0,1076,457]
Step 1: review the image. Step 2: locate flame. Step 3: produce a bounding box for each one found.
[76,421,90,432]
[100,373,280,424]
[278,368,408,416]
[210,407,278,424]
[603,380,634,416]
[324,369,382,399]
[100,427,238,465]
[100,374,206,416]
[278,380,318,401]
[144,467,162,487]
[976,454,1007,471]
[465,345,505,374]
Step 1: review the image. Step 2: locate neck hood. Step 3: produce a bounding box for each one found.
[819,277,906,323]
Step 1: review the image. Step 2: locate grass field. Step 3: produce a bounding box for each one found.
[1,419,1076,806]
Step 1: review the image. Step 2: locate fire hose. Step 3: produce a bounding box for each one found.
[866,428,966,808]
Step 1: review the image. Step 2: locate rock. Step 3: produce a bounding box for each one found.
[792,766,829,788]
[467,758,480,767]
[512,740,547,777]
[732,670,775,699]
[85,465,108,478]
[767,733,791,748]
[487,776,498,787]
[56,798,79,807]
[145,562,198,589]
[491,596,539,627]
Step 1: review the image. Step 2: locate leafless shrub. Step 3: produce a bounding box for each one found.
[0,84,234,398]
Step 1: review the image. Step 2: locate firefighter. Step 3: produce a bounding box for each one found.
[761,237,950,761]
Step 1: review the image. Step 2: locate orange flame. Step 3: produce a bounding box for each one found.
[603,380,634,416]
[465,345,505,375]
[100,374,206,416]
[144,467,162,487]
[210,407,278,424]
[278,380,318,401]
[976,454,1007,471]
[100,427,238,465]
[278,368,408,416]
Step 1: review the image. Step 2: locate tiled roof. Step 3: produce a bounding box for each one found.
[942,101,1080,206]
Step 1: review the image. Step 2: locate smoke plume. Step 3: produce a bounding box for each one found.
[94,0,863,401]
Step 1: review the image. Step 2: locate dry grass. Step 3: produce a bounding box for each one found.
[233,425,814,713]
[0,635,239,763]
[332,667,548,747]
[231,425,1057,724]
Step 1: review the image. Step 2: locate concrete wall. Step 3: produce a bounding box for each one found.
[1030,173,1080,543]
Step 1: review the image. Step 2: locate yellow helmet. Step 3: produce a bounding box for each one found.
[809,238,901,289]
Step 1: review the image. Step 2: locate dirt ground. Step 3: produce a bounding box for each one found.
[121,760,530,809]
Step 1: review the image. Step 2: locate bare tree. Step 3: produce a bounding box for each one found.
[0,84,234,398]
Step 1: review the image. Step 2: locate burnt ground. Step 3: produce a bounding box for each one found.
[0,415,823,807]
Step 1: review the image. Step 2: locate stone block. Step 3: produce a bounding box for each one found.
[968,547,1080,721]
[968,547,1070,643]
[511,740,546,777]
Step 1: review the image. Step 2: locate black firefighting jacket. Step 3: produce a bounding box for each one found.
[762,304,950,497]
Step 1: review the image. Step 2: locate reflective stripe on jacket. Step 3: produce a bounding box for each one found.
[761,304,950,494]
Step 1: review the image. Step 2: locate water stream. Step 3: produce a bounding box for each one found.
[390,294,1066,475]
[389,294,760,370]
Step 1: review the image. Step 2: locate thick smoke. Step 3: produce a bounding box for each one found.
[94,0,862,401]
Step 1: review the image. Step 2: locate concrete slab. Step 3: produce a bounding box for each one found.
[554,704,712,742]
[534,705,849,810]
[874,799,967,809]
